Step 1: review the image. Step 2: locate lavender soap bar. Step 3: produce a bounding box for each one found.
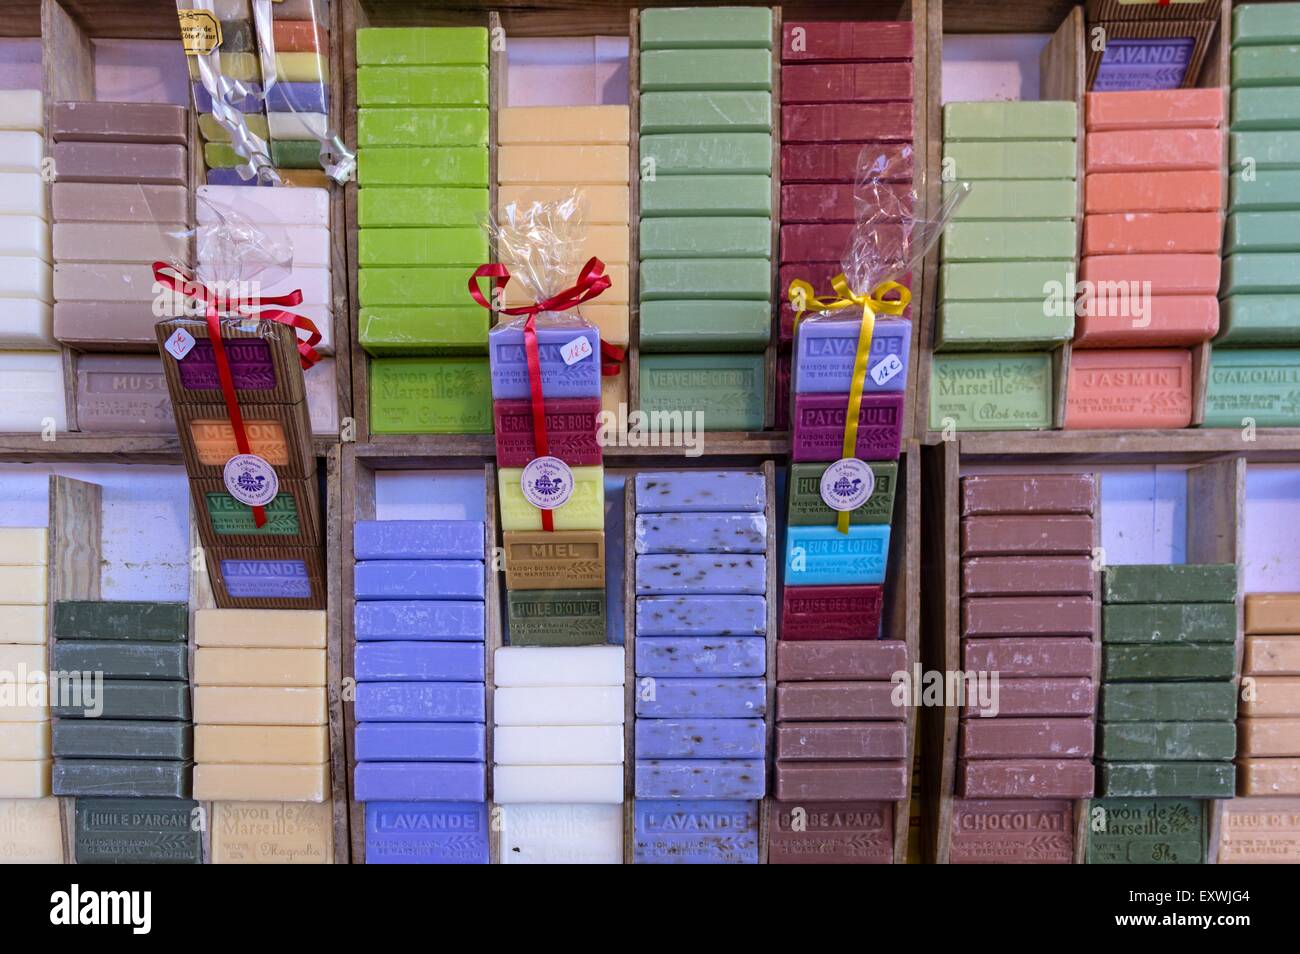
[354,520,485,560]
[634,471,765,513]
[634,513,766,554]
[366,801,489,864]
[488,323,601,400]
[635,554,766,595]
[635,718,765,758]
[636,595,767,636]
[354,561,485,600]
[794,318,911,394]
[354,642,486,682]
[354,601,485,641]
[633,799,759,865]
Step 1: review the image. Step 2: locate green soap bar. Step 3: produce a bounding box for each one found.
[935,301,1073,351]
[1099,762,1236,799]
[507,588,605,646]
[52,680,190,720]
[358,147,488,186]
[640,258,771,301]
[940,260,1074,302]
[640,217,771,258]
[1226,211,1300,252]
[1102,603,1237,644]
[639,92,771,134]
[943,100,1077,141]
[358,107,488,147]
[1223,254,1300,294]
[941,220,1077,262]
[1103,565,1236,604]
[54,602,187,641]
[788,461,898,526]
[369,357,492,434]
[361,267,471,306]
[1233,4,1300,46]
[1217,295,1300,345]
[639,300,771,353]
[1086,798,1206,865]
[946,179,1076,220]
[1233,45,1300,87]
[639,133,772,175]
[639,354,765,431]
[928,352,1054,431]
[1231,168,1300,211]
[1103,643,1236,682]
[942,140,1076,180]
[1231,130,1300,170]
[640,6,772,49]
[357,66,489,106]
[1099,723,1237,762]
[356,27,489,66]
[358,187,488,227]
[1202,347,1300,427]
[53,721,192,760]
[640,174,771,216]
[641,49,772,91]
[55,759,191,798]
[270,139,320,169]
[360,227,487,266]
[204,142,242,168]
[52,641,188,681]
[204,491,299,537]
[1101,682,1238,723]
[75,797,202,864]
[359,306,489,355]
[1231,88,1300,131]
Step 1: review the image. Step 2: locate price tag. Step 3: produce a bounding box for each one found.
[164,327,196,360]
[870,353,904,387]
[560,335,593,366]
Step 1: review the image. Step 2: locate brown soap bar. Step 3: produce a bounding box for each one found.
[776,761,908,801]
[776,640,908,681]
[1245,636,1300,675]
[768,800,894,865]
[961,474,1097,517]
[1218,797,1300,864]
[776,681,901,722]
[52,142,188,185]
[963,677,1095,718]
[1246,594,1300,635]
[963,597,1095,637]
[776,721,907,760]
[962,556,1096,597]
[962,637,1095,677]
[52,101,188,144]
[958,759,1095,799]
[1237,719,1300,757]
[52,183,189,224]
[503,530,604,590]
[1237,759,1300,796]
[1241,677,1300,717]
[961,718,1095,759]
[961,515,1095,556]
[55,302,166,351]
[950,799,1075,863]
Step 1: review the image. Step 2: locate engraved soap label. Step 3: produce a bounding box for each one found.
[223,454,279,508]
[819,458,875,512]
[520,456,574,510]
[165,327,196,360]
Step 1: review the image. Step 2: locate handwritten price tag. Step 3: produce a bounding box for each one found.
[869,353,904,387]
[164,327,196,360]
[560,335,593,366]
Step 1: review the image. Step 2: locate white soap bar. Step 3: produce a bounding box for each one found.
[0,564,47,603]
[0,605,46,644]
[283,226,331,268]
[0,299,54,348]
[0,131,43,172]
[0,258,52,302]
[494,646,625,688]
[0,173,46,218]
[0,528,47,565]
[0,797,63,863]
[493,765,623,804]
[0,704,49,723]
[0,91,43,132]
[0,216,50,262]
[257,266,331,305]
[0,352,66,432]
[494,687,624,726]
[304,356,338,435]
[268,112,329,140]
[0,760,50,797]
[0,722,49,760]
[197,185,330,226]
[494,726,623,765]
[498,803,623,865]
[0,645,47,679]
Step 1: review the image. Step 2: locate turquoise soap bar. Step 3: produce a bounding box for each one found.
[1202,347,1300,427]
[1234,4,1300,45]
[941,220,1077,261]
[1231,168,1300,211]
[639,301,772,352]
[784,525,890,586]
[640,259,771,300]
[639,133,772,175]
[943,100,1077,140]
[1232,46,1300,87]
[641,49,772,91]
[946,179,1077,220]
[640,174,771,216]
[639,354,765,431]
[640,7,772,49]
[942,140,1077,180]
[1218,295,1300,344]
[1222,253,1300,294]
[1226,212,1300,252]
[640,92,772,134]
[1231,130,1300,170]
[640,217,771,258]
[1232,88,1300,130]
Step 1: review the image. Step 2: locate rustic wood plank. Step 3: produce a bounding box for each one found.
[340,444,373,863]
[622,465,637,863]
[187,508,216,864]
[483,460,502,864]
[890,441,922,863]
[342,0,368,444]
[628,8,641,417]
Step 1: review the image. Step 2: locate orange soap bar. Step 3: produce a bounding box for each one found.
[1086,170,1223,214]
[1246,636,1300,675]
[1239,719,1300,757]
[1064,349,1193,430]
[1246,594,1300,635]
[1086,129,1222,173]
[1241,677,1300,717]
[189,419,289,466]
[1086,89,1224,131]
[1080,254,1221,296]
[1073,295,1218,348]
[1083,212,1223,255]
[273,21,329,53]
[1238,759,1300,796]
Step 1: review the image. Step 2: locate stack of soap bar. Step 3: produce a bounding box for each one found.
[633,469,767,864]
[259,5,331,172]
[358,26,492,434]
[1098,564,1238,801]
[187,0,269,179]
[1238,594,1300,796]
[1087,797,1208,864]
[352,520,488,864]
[0,529,51,805]
[193,608,329,803]
[637,6,772,430]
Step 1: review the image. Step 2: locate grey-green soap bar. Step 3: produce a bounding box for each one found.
[1231,88,1300,130]
[641,217,771,258]
[1231,130,1300,169]
[1101,682,1238,723]
[640,301,772,352]
[641,174,771,217]
[52,641,188,681]
[53,601,187,641]
[1217,296,1300,344]
[943,100,1077,140]
[641,259,771,300]
[640,92,772,134]
[1230,169,1300,211]
[1222,254,1300,294]
[1226,211,1300,252]
[928,352,1054,432]
[639,133,772,175]
[1102,602,1237,644]
[936,301,1073,351]
[1087,798,1206,865]
[1232,45,1300,87]
[640,6,773,49]
[1103,643,1236,682]
[639,354,765,431]
[75,797,202,864]
[52,680,191,721]
[641,49,771,91]
[1099,723,1237,762]
[53,759,192,799]
[1234,3,1300,45]
[53,721,192,760]
[1202,347,1300,427]
[943,140,1076,180]
[1099,762,1236,799]
[946,179,1077,220]
[1102,564,1236,604]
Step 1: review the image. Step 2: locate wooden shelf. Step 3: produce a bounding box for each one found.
[950,428,1300,463]
[0,433,341,463]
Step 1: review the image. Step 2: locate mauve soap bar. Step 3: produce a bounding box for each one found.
[633,799,759,865]
[354,682,485,722]
[634,470,765,513]
[777,682,900,721]
[634,513,766,554]
[493,397,601,467]
[354,762,486,802]
[949,799,1074,864]
[963,597,1095,637]
[354,601,485,641]
[962,677,1094,717]
[963,637,1094,677]
[353,723,486,762]
[776,761,908,801]
[52,102,187,144]
[354,642,485,682]
[52,182,186,223]
[792,392,905,463]
[776,721,907,760]
[52,760,192,798]
[960,718,1094,759]
[635,595,766,636]
[634,678,766,718]
[354,521,485,560]
[52,142,187,185]
[354,561,485,600]
[793,318,911,394]
[365,801,489,865]
[635,636,766,676]
[636,553,766,595]
[636,759,765,800]
[635,718,764,758]
[962,556,1095,596]
[777,640,906,681]
[781,584,884,640]
[488,323,601,400]
[961,515,1094,556]
[958,759,1094,799]
[769,800,894,865]
[961,475,1098,517]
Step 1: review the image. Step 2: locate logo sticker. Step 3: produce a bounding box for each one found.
[820,458,875,512]
[223,454,279,508]
[520,456,574,510]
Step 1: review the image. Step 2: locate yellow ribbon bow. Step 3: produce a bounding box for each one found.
[789,274,911,533]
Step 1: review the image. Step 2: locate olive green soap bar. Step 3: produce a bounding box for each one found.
[943,100,1077,141]
[204,491,300,537]
[640,259,771,301]
[639,301,771,352]
[507,588,606,646]
[640,174,771,217]
[1226,212,1300,252]
[1217,296,1300,344]
[75,797,202,864]
[1099,762,1236,799]
[1232,46,1300,87]
[639,7,773,49]
[359,307,489,356]
[358,107,488,147]
[271,139,322,169]
[936,302,1073,351]
[945,179,1077,220]
[640,92,772,134]
[1103,643,1236,682]
[356,27,489,66]
[54,721,192,760]
[52,680,191,720]
[1102,564,1236,604]
[942,140,1076,180]
[369,357,492,434]
[358,187,488,227]
[940,261,1075,301]
[639,133,772,175]
[640,217,771,258]
[641,49,772,91]
[52,641,188,681]
[1086,798,1206,865]
[361,267,469,306]
[788,461,898,526]
[639,354,765,431]
[1230,169,1300,212]
[928,352,1054,431]
[941,220,1077,262]
[1203,347,1300,427]
[1231,88,1300,131]
[357,66,489,105]
[360,228,488,266]
[1102,602,1237,644]
[358,147,488,186]
[1098,723,1237,762]
[1231,131,1300,170]
[1101,682,1238,723]
[53,601,187,641]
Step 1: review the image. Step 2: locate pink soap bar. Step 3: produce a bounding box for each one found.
[1086,170,1223,213]
[781,222,908,264]
[775,761,908,801]
[52,101,188,144]
[782,182,913,224]
[776,681,900,721]
[52,142,187,185]
[957,759,1095,799]
[961,677,1095,718]
[777,638,907,681]
[962,637,1095,677]
[791,391,905,463]
[781,21,913,61]
[1083,212,1223,255]
[962,597,1095,638]
[1085,129,1222,173]
[74,354,176,433]
[1064,348,1193,430]
[782,142,912,183]
[960,718,1095,759]
[1080,254,1221,296]
[962,555,1095,596]
[949,799,1074,864]
[782,104,913,143]
[1085,89,1224,131]
[1073,295,1219,347]
[781,62,912,104]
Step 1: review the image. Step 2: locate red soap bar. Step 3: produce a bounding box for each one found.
[1080,253,1221,296]
[1085,128,1222,173]
[776,347,792,429]
[273,20,330,52]
[961,515,1095,557]
[962,597,1096,638]
[782,142,913,182]
[961,474,1097,516]
[949,799,1074,864]
[957,759,1095,799]
[781,21,913,62]
[1083,212,1223,255]
[781,62,913,104]
[960,718,1096,759]
[777,638,908,681]
[962,677,1095,718]
[1085,170,1223,213]
[776,761,908,801]
[776,721,907,760]
[781,223,909,264]
[1085,89,1224,132]
[1064,348,1193,430]
[493,397,601,467]
[782,104,913,143]
[1073,295,1219,348]
[781,182,914,224]
[962,556,1095,597]
[768,800,894,865]
[781,584,884,640]
[963,637,1095,678]
[776,681,901,722]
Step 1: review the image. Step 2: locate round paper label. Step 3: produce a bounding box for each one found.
[520,456,574,511]
[820,458,875,512]
[223,454,279,507]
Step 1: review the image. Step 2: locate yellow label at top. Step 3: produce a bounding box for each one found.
[178,10,223,56]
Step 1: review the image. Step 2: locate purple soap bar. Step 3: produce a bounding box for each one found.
[193,82,264,113]
[635,677,766,718]
[176,339,278,392]
[355,682,485,722]
[354,601,486,641]
[354,560,485,600]
[635,553,766,595]
[634,513,767,554]
[792,392,905,463]
[266,82,328,113]
[1094,38,1194,92]
[794,317,911,394]
[207,168,267,187]
[635,718,765,758]
[635,595,767,636]
[635,636,767,677]
[355,762,486,802]
[488,322,601,400]
[635,471,765,513]
[636,759,766,800]
[355,521,485,560]
[354,723,486,761]
[354,642,485,682]
[633,799,759,865]
[220,558,310,598]
[365,801,489,864]
[75,355,176,434]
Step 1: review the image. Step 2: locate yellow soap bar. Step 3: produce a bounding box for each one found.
[1242,676,1300,717]
[187,52,260,82]
[0,528,45,565]
[195,609,326,648]
[498,106,630,145]
[194,763,328,802]
[189,418,289,466]
[602,364,628,418]
[0,722,49,760]
[275,52,328,83]
[0,605,47,644]
[0,566,45,604]
[498,465,605,531]
[198,112,269,143]
[212,800,334,864]
[582,225,631,265]
[195,687,327,726]
[499,184,630,225]
[0,797,63,863]
[578,303,630,347]
[498,145,629,185]
[196,725,329,764]
[0,646,47,681]
[0,760,50,798]
[195,648,327,687]
[505,263,628,306]
[1246,635,1300,675]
